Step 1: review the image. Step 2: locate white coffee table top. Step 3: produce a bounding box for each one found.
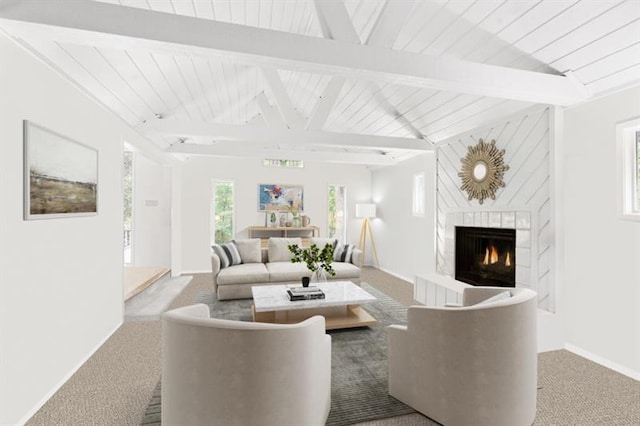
[252,281,377,312]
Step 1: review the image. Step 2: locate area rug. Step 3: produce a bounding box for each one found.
[141,283,429,426]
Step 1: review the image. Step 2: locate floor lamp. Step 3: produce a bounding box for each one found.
[356,203,380,268]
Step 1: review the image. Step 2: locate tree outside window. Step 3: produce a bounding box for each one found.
[123,150,133,263]
[328,185,346,242]
[213,181,234,244]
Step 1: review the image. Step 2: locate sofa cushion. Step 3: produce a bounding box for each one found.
[217,263,270,286]
[268,238,302,262]
[266,262,310,282]
[334,243,355,263]
[311,238,337,250]
[331,262,361,279]
[233,239,261,263]
[212,242,242,268]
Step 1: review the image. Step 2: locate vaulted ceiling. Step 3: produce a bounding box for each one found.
[1,0,639,165]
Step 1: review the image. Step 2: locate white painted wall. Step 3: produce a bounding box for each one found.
[177,157,372,273]
[131,152,172,267]
[0,35,161,425]
[370,153,437,282]
[563,86,640,378]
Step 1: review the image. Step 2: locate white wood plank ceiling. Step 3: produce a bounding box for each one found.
[1,0,638,165]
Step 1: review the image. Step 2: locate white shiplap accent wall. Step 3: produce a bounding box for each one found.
[436,106,554,312]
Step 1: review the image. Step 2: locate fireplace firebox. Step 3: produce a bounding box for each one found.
[455,226,515,287]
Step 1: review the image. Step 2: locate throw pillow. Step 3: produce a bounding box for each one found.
[268,238,302,262]
[311,238,338,250]
[334,243,354,263]
[475,291,511,306]
[232,239,261,263]
[211,242,242,269]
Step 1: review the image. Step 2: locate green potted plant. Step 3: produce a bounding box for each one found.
[288,243,335,286]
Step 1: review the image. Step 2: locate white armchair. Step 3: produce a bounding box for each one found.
[388,287,537,426]
[162,304,331,426]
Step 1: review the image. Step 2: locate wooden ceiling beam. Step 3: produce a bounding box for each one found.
[255,92,286,128]
[166,142,399,166]
[307,76,345,131]
[260,68,306,129]
[0,0,589,106]
[139,119,433,152]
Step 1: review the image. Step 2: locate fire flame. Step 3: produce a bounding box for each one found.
[482,246,513,266]
[482,246,499,265]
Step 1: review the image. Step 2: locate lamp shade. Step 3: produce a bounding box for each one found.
[355,203,376,218]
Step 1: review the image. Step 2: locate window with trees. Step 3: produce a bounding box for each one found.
[123,150,133,264]
[617,118,640,221]
[213,181,235,244]
[328,185,346,242]
[263,159,304,168]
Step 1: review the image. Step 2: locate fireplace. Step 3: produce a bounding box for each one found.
[455,226,515,287]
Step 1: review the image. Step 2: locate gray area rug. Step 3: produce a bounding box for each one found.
[141,283,429,426]
[125,276,193,322]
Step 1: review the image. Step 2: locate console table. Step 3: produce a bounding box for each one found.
[248,226,320,248]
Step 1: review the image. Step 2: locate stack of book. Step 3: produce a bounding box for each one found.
[287,286,325,301]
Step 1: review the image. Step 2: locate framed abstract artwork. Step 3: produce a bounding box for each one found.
[23,120,98,220]
[258,184,304,212]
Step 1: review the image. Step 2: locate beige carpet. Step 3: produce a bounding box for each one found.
[26,268,640,425]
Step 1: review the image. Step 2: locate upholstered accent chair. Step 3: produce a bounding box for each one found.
[387,287,538,426]
[162,304,331,426]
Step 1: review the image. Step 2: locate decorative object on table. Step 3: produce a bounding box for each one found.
[288,243,336,283]
[258,183,304,211]
[279,212,286,227]
[288,204,301,227]
[356,203,380,268]
[286,286,325,301]
[301,276,310,287]
[269,212,277,227]
[458,138,509,204]
[23,120,98,220]
[301,214,310,227]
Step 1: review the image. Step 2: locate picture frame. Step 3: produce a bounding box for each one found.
[258,184,304,212]
[24,120,98,220]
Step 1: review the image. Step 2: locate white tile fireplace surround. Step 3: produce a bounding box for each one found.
[428,207,555,313]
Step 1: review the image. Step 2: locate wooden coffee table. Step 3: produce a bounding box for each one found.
[251,281,377,330]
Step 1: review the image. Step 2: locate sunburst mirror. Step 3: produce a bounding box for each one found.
[458,139,509,204]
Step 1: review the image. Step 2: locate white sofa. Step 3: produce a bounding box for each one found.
[162,304,331,426]
[211,237,362,300]
[387,286,538,426]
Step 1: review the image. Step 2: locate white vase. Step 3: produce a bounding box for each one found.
[311,269,328,284]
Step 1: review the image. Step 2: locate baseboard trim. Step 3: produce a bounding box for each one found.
[18,320,122,425]
[178,270,211,275]
[565,343,640,381]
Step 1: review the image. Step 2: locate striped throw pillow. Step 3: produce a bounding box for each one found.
[334,243,354,263]
[212,242,242,269]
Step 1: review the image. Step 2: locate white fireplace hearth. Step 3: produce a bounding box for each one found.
[429,207,554,313]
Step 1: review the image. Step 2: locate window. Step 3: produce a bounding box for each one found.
[413,173,425,217]
[263,159,304,168]
[617,118,640,221]
[123,150,133,264]
[212,181,235,243]
[328,185,346,242]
